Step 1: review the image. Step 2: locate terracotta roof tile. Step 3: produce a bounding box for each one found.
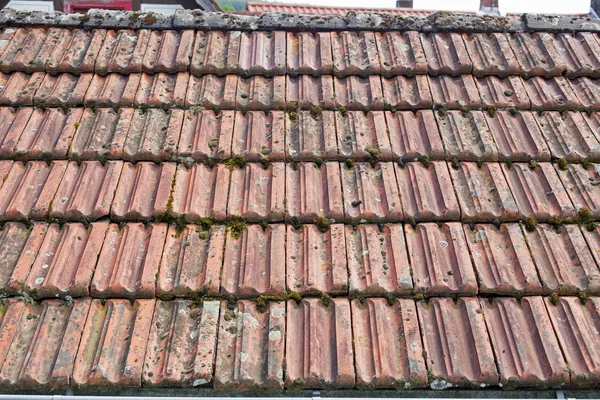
[286,75,335,109]
[555,33,600,78]
[123,108,182,162]
[142,30,194,74]
[381,75,432,110]
[177,110,234,161]
[420,33,472,76]
[95,29,149,75]
[0,222,44,296]
[239,31,286,77]
[555,163,600,217]
[535,111,600,161]
[134,72,188,108]
[287,32,333,76]
[285,110,338,161]
[190,31,241,76]
[429,75,483,109]
[185,74,237,109]
[85,73,139,108]
[69,108,129,161]
[48,29,106,74]
[568,76,600,111]
[331,31,380,77]
[232,110,285,161]
[0,72,44,106]
[386,110,444,161]
[335,111,393,160]
[375,31,428,77]
[474,76,531,109]
[334,75,384,111]
[462,33,520,77]
[508,32,567,77]
[524,76,581,111]
[436,110,498,161]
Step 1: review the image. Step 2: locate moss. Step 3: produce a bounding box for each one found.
[337,106,348,115]
[256,292,302,312]
[73,122,80,130]
[504,89,514,97]
[405,215,416,228]
[578,206,593,224]
[196,216,215,231]
[259,155,270,169]
[508,107,518,116]
[284,101,299,123]
[450,158,459,169]
[310,105,322,118]
[523,216,537,232]
[312,157,323,168]
[344,159,355,169]
[528,160,538,169]
[486,105,497,118]
[207,139,219,151]
[225,216,247,240]
[581,159,591,170]
[505,159,513,169]
[549,292,559,306]
[143,12,157,25]
[320,293,332,308]
[557,158,568,170]
[548,215,565,229]
[224,154,246,170]
[418,155,431,168]
[413,293,424,301]
[79,14,90,22]
[365,146,380,164]
[314,216,331,232]
[578,292,589,304]
[585,221,598,232]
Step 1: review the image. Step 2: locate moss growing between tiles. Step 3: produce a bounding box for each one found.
[225,216,248,239]
[314,216,331,232]
[418,155,431,168]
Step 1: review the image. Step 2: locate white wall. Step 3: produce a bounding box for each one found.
[140,3,183,14]
[5,0,54,11]
[499,0,590,15]
[413,0,480,12]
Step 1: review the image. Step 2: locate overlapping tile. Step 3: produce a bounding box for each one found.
[142,30,194,74]
[178,110,234,161]
[333,75,384,111]
[133,72,188,108]
[335,111,393,160]
[420,33,471,76]
[462,33,520,77]
[386,110,444,161]
[287,32,333,76]
[508,32,566,77]
[95,29,149,75]
[0,28,59,73]
[435,110,498,161]
[185,74,237,108]
[555,163,600,217]
[535,111,600,161]
[232,110,285,161]
[569,77,600,111]
[286,75,336,109]
[239,31,286,76]
[524,76,580,111]
[122,108,183,162]
[47,29,106,74]
[0,222,45,295]
[375,31,427,77]
[475,76,531,109]
[555,33,600,78]
[35,73,92,107]
[285,110,338,161]
[190,31,241,76]
[84,73,139,107]
[331,31,380,77]
[0,72,44,106]
[69,108,130,161]
[429,75,483,109]
[381,75,432,110]
[236,75,285,111]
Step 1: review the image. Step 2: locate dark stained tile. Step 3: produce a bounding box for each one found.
[34,73,92,107]
[0,72,44,106]
[524,76,580,111]
[69,108,130,162]
[48,29,106,74]
[462,33,520,77]
[133,72,188,108]
[185,74,237,108]
[555,163,600,217]
[85,73,140,108]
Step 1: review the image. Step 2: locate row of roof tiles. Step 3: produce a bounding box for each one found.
[0,296,598,390]
[2,29,600,79]
[3,107,600,164]
[0,221,599,299]
[0,160,596,224]
[2,72,600,112]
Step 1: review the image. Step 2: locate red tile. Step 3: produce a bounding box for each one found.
[285,110,338,161]
[190,31,241,76]
[556,163,600,216]
[569,77,600,111]
[375,31,427,77]
[436,110,498,161]
[285,162,344,223]
[286,75,336,109]
[482,297,568,388]
[239,31,286,76]
[556,33,600,78]
[134,72,188,108]
[545,296,600,387]
[221,224,286,297]
[0,28,49,73]
[429,75,483,109]
[485,110,550,161]
[334,75,384,111]
[144,300,219,387]
[581,225,600,289]
[0,107,24,158]
[47,29,106,74]
[34,73,91,107]
[352,298,427,389]
[406,223,477,296]
[342,162,403,223]
[232,111,285,161]
[171,163,230,222]
[85,73,140,107]
[502,162,576,220]
[287,32,333,76]
[73,299,155,388]
[286,224,347,295]
[142,30,194,74]
[451,162,518,222]
[464,223,542,295]
[0,298,90,390]
[50,161,122,221]
[417,297,498,388]
[286,298,354,388]
[0,159,12,184]
[236,75,285,111]
[462,33,520,77]
[381,75,432,110]
[123,108,183,162]
[335,111,394,160]
[91,223,167,299]
[215,300,285,389]
[396,161,459,221]
[0,72,44,106]
[386,110,444,161]
[95,29,150,75]
[228,162,285,222]
[111,161,175,221]
[0,160,68,221]
[157,225,224,298]
[524,76,580,111]
[420,32,471,76]
[69,108,130,161]
[178,110,233,161]
[475,76,531,109]
[185,74,237,109]
[509,32,566,77]
[331,31,380,77]
[527,224,600,295]
[583,112,600,144]
[346,224,412,295]
[24,222,108,298]
[535,111,600,161]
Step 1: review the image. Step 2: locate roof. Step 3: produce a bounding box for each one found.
[244,1,434,16]
[1,7,600,396]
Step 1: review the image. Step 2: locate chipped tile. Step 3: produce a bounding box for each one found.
[535,111,600,161]
[285,110,338,161]
[420,33,471,76]
[376,31,427,77]
[333,75,384,111]
[178,110,234,161]
[436,110,498,161]
[287,32,333,76]
[462,33,520,77]
[381,75,432,110]
[386,110,444,161]
[239,31,286,76]
[429,75,483,109]
[485,110,550,161]
[335,111,393,160]
[331,31,380,77]
[232,110,285,161]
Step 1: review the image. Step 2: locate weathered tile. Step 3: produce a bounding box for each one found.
[69,108,130,161]
[475,76,531,109]
[236,75,285,110]
[386,110,444,161]
[376,31,427,77]
[545,296,600,387]
[524,76,580,111]
[24,222,108,298]
[190,31,241,76]
[482,297,569,388]
[34,73,92,107]
[535,111,600,161]
[73,299,155,388]
[285,162,344,223]
[396,161,459,222]
[569,77,600,111]
[47,29,106,74]
[582,112,600,144]
[485,110,550,161]
[0,28,51,73]
[286,298,354,388]
[178,110,233,161]
[502,163,576,220]
[142,30,194,74]
[342,162,403,223]
[556,32,600,78]
[555,163,600,217]
[286,75,336,109]
[215,300,285,389]
[462,33,520,77]
[527,224,600,295]
[286,224,347,295]
[333,75,384,111]
[0,298,90,390]
[84,73,140,107]
[143,300,219,387]
[382,75,432,110]
[232,111,285,161]
[239,31,286,76]
[0,72,44,106]
[170,163,230,222]
[331,31,380,77]
[111,162,175,221]
[91,223,167,299]
[436,110,498,161]
[335,111,393,160]
[508,32,566,77]
[0,107,25,158]
[352,298,427,389]
[421,33,471,76]
[123,108,183,162]
[429,75,483,109]
[95,29,150,75]
[185,74,237,108]
[417,297,498,388]
[346,224,412,295]
[157,225,224,298]
[285,110,338,161]
[287,32,333,76]
[450,162,518,222]
[134,72,188,108]
[221,224,286,297]
[406,223,477,296]
[464,223,542,295]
